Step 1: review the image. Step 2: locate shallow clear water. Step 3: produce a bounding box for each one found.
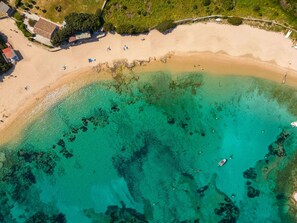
[1,71,297,222]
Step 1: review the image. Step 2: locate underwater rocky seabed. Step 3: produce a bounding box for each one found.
[1,71,297,222]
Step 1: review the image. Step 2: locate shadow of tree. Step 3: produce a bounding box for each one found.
[0,31,8,47]
[0,32,17,81]
[0,65,15,82]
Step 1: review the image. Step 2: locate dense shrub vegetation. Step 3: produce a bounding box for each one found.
[0,38,6,50]
[51,12,101,46]
[13,11,22,21]
[28,19,37,27]
[10,0,297,42]
[155,20,177,34]
[13,0,297,34]
[203,0,211,7]
[222,0,235,11]
[15,0,22,8]
[280,0,297,17]
[13,12,34,39]
[0,57,12,75]
[0,34,12,76]
[115,24,148,35]
[102,0,297,32]
[16,21,33,38]
[103,22,116,32]
[227,17,243,26]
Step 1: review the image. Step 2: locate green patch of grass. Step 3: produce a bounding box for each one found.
[102,0,297,31]
[12,11,34,39]
[14,0,297,34]
[16,21,34,38]
[18,0,104,23]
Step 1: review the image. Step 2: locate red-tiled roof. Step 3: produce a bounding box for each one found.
[2,47,15,59]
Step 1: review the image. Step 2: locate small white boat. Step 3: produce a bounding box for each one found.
[218,159,227,167]
[291,121,297,128]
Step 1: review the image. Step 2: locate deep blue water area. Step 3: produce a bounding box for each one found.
[1,71,297,222]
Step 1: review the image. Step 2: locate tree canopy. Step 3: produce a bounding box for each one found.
[0,33,12,75]
[51,11,101,46]
[65,12,101,33]
[155,20,177,34]
[227,17,243,26]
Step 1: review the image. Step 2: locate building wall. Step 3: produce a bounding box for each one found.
[34,34,53,47]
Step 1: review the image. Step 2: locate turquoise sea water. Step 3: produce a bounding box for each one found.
[1,71,297,222]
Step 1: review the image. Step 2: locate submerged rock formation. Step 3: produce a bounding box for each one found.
[267,130,289,157]
[197,185,209,197]
[247,186,260,198]
[25,212,66,223]
[214,194,240,223]
[243,167,257,180]
[84,202,148,223]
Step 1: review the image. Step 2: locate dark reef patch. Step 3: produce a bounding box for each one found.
[182,172,194,180]
[112,132,153,199]
[167,117,175,125]
[214,194,239,223]
[265,130,289,158]
[25,212,66,223]
[247,186,260,198]
[84,202,148,222]
[0,144,64,221]
[18,150,59,175]
[111,104,120,112]
[243,168,257,180]
[197,185,209,198]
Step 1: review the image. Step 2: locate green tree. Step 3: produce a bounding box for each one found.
[222,0,234,11]
[28,19,37,27]
[51,12,101,46]
[13,12,22,21]
[0,33,13,76]
[203,0,211,7]
[227,17,243,26]
[16,21,33,38]
[155,20,176,34]
[116,24,136,34]
[0,33,6,50]
[51,32,62,46]
[15,0,22,8]
[64,12,101,32]
[0,60,13,74]
[115,23,149,35]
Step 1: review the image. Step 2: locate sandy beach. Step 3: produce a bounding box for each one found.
[1,17,297,144]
